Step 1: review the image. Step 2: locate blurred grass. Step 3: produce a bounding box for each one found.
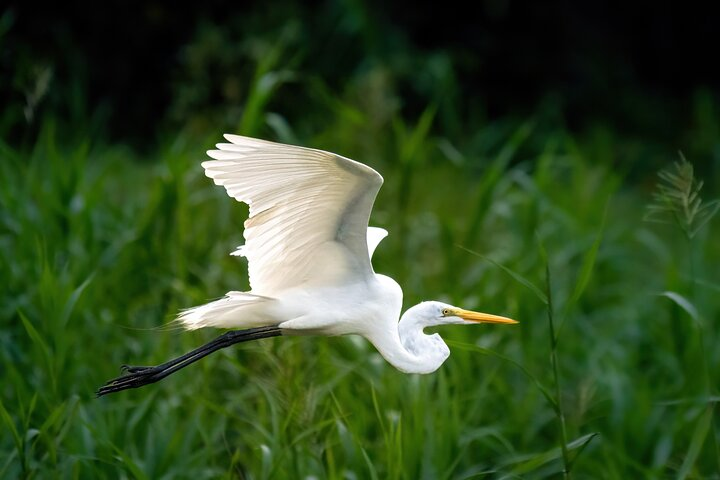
[2,21,720,479]
[2,111,719,478]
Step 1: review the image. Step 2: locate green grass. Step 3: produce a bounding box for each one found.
[2,98,720,478]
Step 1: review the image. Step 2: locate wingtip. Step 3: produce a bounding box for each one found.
[222,134,288,150]
[224,133,248,144]
[205,150,221,160]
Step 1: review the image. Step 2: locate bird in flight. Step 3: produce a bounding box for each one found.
[97,135,517,396]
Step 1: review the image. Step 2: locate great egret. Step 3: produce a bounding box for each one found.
[97,135,517,396]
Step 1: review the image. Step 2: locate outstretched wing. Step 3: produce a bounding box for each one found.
[203,135,384,295]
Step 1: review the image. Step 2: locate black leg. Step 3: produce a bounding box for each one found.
[96,326,283,397]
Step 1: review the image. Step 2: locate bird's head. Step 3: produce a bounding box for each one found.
[406,301,518,328]
[393,301,518,373]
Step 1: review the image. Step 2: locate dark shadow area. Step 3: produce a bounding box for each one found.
[3,1,718,148]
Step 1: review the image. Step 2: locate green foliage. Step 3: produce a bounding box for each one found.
[645,154,720,239]
[2,24,720,478]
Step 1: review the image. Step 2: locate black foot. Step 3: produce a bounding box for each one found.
[96,364,167,397]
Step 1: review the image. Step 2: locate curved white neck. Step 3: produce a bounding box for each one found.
[366,309,450,374]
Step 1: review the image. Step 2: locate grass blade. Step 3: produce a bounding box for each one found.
[677,406,713,479]
[361,447,380,480]
[59,273,94,328]
[659,291,700,325]
[506,433,598,475]
[459,246,548,304]
[567,432,599,472]
[447,340,559,413]
[19,310,55,392]
[0,398,25,474]
[568,205,607,305]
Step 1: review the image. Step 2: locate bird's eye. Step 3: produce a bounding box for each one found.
[442,308,451,316]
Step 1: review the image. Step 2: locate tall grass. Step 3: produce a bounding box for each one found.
[2,91,720,478]
[645,155,720,478]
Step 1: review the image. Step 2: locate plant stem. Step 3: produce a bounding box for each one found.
[546,263,571,479]
[686,235,720,473]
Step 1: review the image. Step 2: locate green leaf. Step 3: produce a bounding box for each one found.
[459,246,548,304]
[677,406,714,479]
[447,340,559,413]
[109,443,150,480]
[0,398,24,471]
[361,447,380,480]
[506,432,598,475]
[19,310,55,389]
[496,119,536,168]
[398,104,437,166]
[659,291,700,325]
[567,432,599,472]
[569,205,607,305]
[59,273,94,328]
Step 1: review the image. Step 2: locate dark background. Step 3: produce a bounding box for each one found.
[2,0,719,152]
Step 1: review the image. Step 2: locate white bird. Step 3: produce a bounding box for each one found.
[98,135,517,396]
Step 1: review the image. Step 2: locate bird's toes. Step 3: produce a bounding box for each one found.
[121,364,153,374]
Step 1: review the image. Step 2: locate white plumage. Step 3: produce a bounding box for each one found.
[178,134,516,370]
[98,135,517,397]
[177,135,388,333]
[204,134,381,294]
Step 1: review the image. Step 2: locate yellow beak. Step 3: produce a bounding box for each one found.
[453,308,518,325]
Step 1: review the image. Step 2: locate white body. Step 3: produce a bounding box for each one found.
[178,135,516,374]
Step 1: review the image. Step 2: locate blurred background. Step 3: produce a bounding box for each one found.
[4,1,720,167]
[1,1,719,478]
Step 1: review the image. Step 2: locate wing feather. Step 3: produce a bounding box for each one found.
[203,135,384,295]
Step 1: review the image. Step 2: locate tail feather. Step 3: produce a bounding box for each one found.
[177,291,274,330]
